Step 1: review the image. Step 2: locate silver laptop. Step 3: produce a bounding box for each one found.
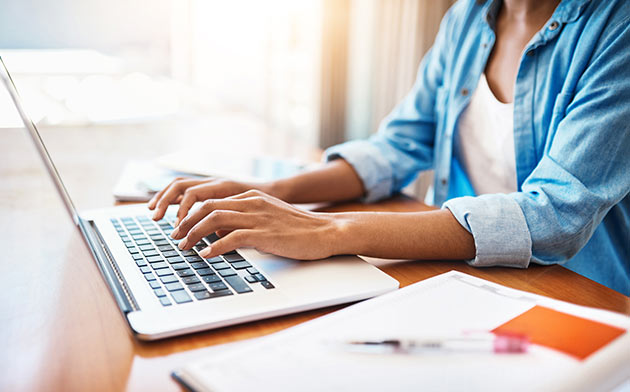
[0,57,399,340]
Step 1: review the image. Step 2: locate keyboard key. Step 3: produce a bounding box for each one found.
[182,276,201,285]
[160,275,178,284]
[244,275,257,283]
[135,259,147,267]
[202,275,222,284]
[158,245,174,252]
[139,266,152,274]
[142,250,159,257]
[156,268,174,277]
[165,282,184,292]
[176,268,195,277]
[162,251,180,258]
[205,233,220,243]
[144,272,156,281]
[186,256,203,263]
[194,290,212,300]
[125,242,135,248]
[128,247,139,254]
[224,275,253,294]
[181,250,197,257]
[147,256,163,263]
[132,253,144,261]
[218,269,236,277]
[211,262,231,270]
[171,262,189,270]
[246,267,259,275]
[223,253,245,263]
[154,288,166,297]
[188,283,207,292]
[170,290,192,304]
[154,240,170,246]
[149,280,161,289]
[261,281,275,289]
[151,261,169,270]
[166,256,184,264]
[191,262,208,270]
[196,268,214,276]
[136,239,151,246]
[231,261,252,270]
[139,244,154,251]
[254,273,267,282]
[209,282,229,292]
[159,297,172,306]
[198,290,233,300]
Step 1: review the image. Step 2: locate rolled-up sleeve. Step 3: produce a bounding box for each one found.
[443,195,532,267]
[325,140,394,203]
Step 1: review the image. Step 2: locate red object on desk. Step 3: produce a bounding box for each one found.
[492,305,626,360]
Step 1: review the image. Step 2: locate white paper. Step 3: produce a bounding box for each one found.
[175,271,630,392]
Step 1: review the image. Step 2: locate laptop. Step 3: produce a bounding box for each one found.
[0,57,399,340]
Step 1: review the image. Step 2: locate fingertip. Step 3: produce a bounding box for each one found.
[199,247,212,258]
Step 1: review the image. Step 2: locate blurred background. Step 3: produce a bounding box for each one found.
[0,0,453,208]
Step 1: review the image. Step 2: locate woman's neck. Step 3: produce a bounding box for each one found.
[501,0,560,23]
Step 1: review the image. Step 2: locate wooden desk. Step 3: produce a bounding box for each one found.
[1,126,628,391]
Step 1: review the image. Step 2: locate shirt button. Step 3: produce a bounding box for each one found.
[526,49,535,57]
[441,178,447,186]
[461,88,469,96]
[549,21,559,31]
[482,43,488,48]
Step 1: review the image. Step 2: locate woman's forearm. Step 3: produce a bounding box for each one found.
[264,159,365,204]
[327,209,476,260]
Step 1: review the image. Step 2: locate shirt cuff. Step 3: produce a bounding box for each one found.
[443,194,532,268]
[324,140,393,203]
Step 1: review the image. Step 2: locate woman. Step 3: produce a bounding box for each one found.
[149,0,630,295]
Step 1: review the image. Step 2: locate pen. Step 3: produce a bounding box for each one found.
[346,333,529,354]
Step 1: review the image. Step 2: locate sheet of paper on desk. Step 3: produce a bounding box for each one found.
[172,271,630,392]
[113,154,306,202]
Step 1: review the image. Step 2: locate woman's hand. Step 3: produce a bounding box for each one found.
[148,177,272,225]
[170,190,341,260]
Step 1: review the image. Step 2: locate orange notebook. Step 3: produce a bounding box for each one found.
[492,305,627,360]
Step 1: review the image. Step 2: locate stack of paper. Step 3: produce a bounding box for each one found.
[172,271,630,392]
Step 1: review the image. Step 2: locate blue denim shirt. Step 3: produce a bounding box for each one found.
[325,0,630,295]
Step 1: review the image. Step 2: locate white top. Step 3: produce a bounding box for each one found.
[457,73,517,195]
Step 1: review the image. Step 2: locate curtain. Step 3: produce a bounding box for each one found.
[320,0,454,200]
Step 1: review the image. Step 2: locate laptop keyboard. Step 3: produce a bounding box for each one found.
[111,215,274,306]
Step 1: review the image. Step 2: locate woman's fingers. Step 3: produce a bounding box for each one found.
[198,230,256,258]
[178,210,253,250]
[152,179,205,221]
[148,177,185,210]
[172,199,248,240]
[175,184,210,226]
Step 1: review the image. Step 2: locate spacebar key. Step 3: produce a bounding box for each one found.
[224,275,253,294]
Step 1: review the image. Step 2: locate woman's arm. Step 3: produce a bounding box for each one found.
[149,159,365,223]
[171,190,475,261]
